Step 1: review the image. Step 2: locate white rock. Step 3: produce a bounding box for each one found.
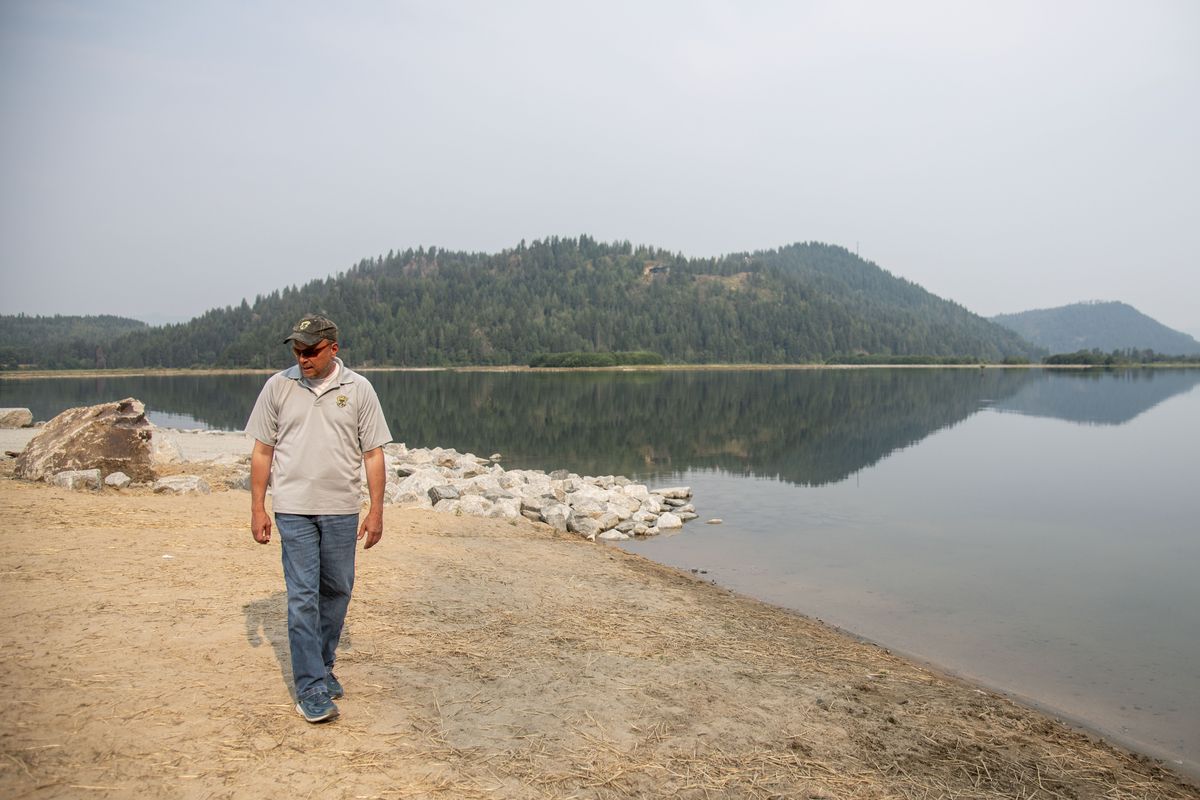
[568,514,602,538]
[657,512,683,529]
[51,469,101,490]
[104,471,132,488]
[390,490,433,509]
[153,475,211,495]
[655,486,692,499]
[569,497,606,517]
[597,529,629,541]
[622,484,651,503]
[596,510,621,531]
[433,499,462,514]
[706,518,723,525]
[542,504,571,531]
[458,495,493,516]
[487,498,522,520]
[605,501,634,521]
[458,462,488,479]
[572,484,610,504]
[462,476,504,496]
[395,468,446,496]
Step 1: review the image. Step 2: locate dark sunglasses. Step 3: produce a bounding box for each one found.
[292,340,332,359]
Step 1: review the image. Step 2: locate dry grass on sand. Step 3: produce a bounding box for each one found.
[1,475,1197,800]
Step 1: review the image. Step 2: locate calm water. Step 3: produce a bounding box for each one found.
[3,367,1198,772]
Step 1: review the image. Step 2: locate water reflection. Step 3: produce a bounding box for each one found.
[992,369,1200,425]
[4,368,1200,485]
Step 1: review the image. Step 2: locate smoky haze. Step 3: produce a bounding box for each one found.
[2,1,1198,336]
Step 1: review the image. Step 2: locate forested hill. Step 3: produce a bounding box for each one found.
[0,314,147,369]
[991,302,1200,356]
[32,238,1038,369]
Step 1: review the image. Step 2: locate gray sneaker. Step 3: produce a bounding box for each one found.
[325,672,344,700]
[295,690,339,723]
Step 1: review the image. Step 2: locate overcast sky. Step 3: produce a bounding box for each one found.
[2,1,1198,335]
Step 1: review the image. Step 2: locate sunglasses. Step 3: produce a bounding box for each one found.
[292,340,332,359]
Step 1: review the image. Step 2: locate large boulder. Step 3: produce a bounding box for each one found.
[0,408,34,428]
[14,398,158,482]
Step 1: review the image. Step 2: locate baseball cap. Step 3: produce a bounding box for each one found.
[284,314,339,346]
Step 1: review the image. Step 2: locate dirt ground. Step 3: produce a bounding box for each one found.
[2,474,1197,800]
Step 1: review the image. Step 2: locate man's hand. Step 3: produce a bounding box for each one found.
[251,508,272,544]
[358,507,383,549]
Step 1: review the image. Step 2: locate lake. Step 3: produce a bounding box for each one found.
[3,366,1198,773]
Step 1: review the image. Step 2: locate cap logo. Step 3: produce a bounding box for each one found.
[298,320,311,330]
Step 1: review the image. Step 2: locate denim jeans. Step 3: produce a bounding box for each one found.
[275,513,358,699]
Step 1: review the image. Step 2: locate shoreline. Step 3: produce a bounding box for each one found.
[5,362,1198,381]
[2,438,1199,796]
[1,426,1197,785]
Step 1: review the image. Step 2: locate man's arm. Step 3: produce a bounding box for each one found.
[357,446,385,549]
[250,440,275,544]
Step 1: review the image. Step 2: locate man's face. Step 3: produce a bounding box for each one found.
[293,339,338,379]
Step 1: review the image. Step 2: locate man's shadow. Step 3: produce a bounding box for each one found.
[244,592,293,696]
[242,591,354,700]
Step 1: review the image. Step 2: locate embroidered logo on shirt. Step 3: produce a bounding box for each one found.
[336,395,348,408]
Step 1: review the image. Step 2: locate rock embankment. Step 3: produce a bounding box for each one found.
[376,443,695,541]
[4,407,698,541]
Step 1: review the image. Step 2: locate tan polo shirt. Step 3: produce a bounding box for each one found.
[245,358,392,514]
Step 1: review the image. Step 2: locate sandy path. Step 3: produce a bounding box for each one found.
[1,476,1197,800]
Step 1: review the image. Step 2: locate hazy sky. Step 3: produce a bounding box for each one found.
[2,1,1198,335]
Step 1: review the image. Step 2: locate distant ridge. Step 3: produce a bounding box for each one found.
[0,314,147,369]
[991,301,1200,356]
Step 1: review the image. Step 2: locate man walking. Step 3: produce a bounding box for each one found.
[246,314,392,723]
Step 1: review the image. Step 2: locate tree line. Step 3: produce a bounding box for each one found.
[5,237,1043,369]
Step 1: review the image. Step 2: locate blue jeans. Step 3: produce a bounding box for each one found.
[275,513,358,699]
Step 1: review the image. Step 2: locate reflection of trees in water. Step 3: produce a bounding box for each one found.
[364,369,1037,485]
[11,368,1193,487]
[991,368,1200,426]
[2,374,267,432]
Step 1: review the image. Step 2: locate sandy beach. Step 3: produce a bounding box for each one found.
[1,429,1198,799]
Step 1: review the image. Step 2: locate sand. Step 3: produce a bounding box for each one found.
[1,437,1198,799]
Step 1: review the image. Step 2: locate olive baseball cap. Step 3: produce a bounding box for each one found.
[284,314,339,346]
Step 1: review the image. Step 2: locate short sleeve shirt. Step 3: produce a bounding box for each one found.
[245,358,392,514]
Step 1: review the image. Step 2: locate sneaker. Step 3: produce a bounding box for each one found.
[295,690,339,723]
[325,672,344,700]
